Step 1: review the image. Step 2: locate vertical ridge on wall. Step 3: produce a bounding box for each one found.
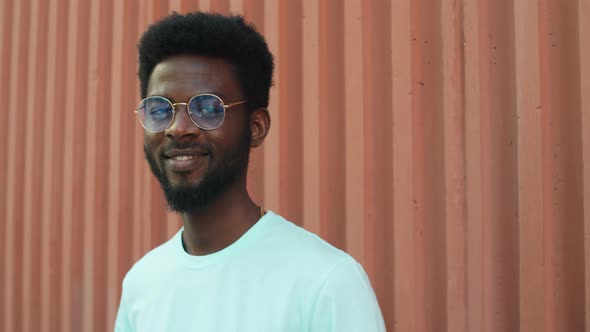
[43,1,69,331]
[578,0,590,328]
[515,0,544,331]
[410,0,448,330]
[61,1,88,331]
[362,0,395,325]
[0,0,10,325]
[538,0,586,330]
[462,0,486,330]
[477,1,519,331]
[278,0,303,224]
[106,0,125,327]
[4,1,30,331]
[318,0,346,249]
[41,0,57,330]
[391,0,415,330]
[343,0,366,269]
[0,0,9,328]
[92,0,117,330]
[262,0,280,215]
[301,0,320,236]
[82,1,100,330]
[23,1,50,331]
[0,1,588,331]
[441,0,467,331]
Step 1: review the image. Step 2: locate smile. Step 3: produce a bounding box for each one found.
[172,155,195,161]
[164,151,209,172]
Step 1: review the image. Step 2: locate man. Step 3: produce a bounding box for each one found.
[115,12,385,331]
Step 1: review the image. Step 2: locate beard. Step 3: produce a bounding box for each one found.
[145,124,251,213]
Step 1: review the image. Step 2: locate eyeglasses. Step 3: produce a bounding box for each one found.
[135,93,248,132]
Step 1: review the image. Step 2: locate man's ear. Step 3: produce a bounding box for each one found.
[249,108,271,148]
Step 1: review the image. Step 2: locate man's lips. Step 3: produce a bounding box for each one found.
[164,148,209,158]
[163,149,209,172]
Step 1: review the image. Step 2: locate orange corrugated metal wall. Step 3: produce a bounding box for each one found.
[0,0,589,331]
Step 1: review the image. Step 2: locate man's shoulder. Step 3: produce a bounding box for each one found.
[260,212,357,274]
[122,232,179,286]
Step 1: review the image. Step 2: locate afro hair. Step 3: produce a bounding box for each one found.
[138,12,274,110]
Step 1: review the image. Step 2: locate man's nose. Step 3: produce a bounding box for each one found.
[165,103,201,138]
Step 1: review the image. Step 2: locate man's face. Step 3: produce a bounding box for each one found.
[143,55,251,212]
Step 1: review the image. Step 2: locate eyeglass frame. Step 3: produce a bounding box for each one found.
[134,93,248,132]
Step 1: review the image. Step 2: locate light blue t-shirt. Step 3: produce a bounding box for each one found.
[114,211,385,331]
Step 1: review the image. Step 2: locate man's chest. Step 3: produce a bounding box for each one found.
[129,271,315,332]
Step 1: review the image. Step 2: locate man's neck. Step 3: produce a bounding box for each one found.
[180,182,260,256]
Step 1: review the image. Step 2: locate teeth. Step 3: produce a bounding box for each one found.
[173,155,193,161]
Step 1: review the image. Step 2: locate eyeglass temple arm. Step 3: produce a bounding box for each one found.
[225,100,248,108]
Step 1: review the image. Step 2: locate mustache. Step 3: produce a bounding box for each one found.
[165,140,211,152]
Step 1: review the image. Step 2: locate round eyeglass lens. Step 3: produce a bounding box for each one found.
[188,94,225,130]
[138,97,174,132]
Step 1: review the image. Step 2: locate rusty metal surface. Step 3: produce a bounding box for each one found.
[1,0,589,331]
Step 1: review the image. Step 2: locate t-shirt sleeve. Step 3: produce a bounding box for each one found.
[309,257,386,332]
[113,284,133,332]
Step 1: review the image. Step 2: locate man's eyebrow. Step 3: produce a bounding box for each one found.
[148,94,177,103]
[210,92,228,99]
[147,92,232,103]
[162,95,176,103]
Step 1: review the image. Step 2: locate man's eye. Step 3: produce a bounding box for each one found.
[149,107,169,119]
[201,105,215,114]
